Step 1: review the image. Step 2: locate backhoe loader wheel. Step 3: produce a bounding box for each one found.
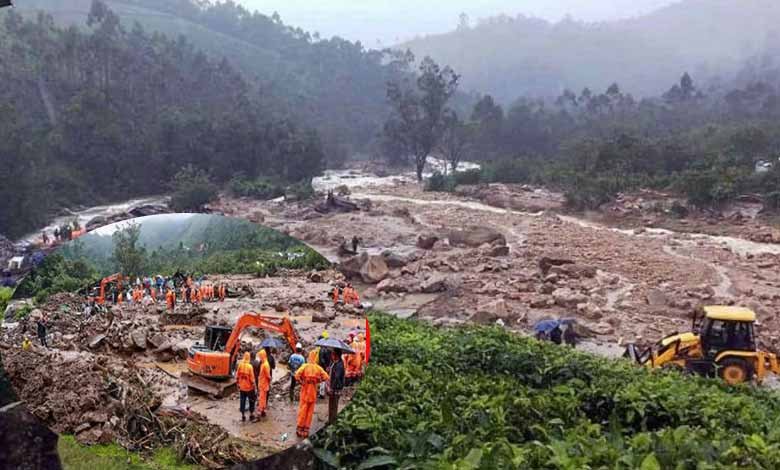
[718,358,752,385]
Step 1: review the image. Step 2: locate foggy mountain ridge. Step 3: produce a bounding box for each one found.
[402,0,780,102]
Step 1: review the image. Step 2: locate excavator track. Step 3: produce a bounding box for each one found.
[181,371,236,398]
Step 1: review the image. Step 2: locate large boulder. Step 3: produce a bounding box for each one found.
[382,251,408,269]
[469,299,512,324]
[645,289,669,307]
[539,256,575,275]
[417,234,439,250]
[549,264,597,279]
[130,329,147,350]
[420,274,448,293]
[129,204,169,218]
[360,255,390,284]
[338,253,368,280]
[552,288,588,308]
[377,277,415,293]
[448,227,506,248]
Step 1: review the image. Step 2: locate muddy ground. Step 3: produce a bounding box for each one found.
[0,269,366,467]
[210,164,780,358]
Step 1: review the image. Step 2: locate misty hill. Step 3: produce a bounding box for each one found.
[402,0,780,102]
[15,0,406,156]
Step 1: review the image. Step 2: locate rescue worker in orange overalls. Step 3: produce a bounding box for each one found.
[236,352,257,422]
[256,349,272,418]
[345,334,363,384]
[219,284,226,301]
[294,350,329,438]
[166,289,175,311]
[356,333,367,373]
[332,286,340,305]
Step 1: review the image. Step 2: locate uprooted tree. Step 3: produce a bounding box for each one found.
[384,56,460,181]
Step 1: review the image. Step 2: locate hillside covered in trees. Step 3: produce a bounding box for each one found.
[402,0,780,102]
[0,1,357,239]
[14,0,413,162]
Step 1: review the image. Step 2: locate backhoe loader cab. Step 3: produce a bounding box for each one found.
[624,306,780,385]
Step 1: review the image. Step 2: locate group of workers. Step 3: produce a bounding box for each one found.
[43,221,84,245]
[234,330,367,439]
[100,274,228,311]
[332,283,361,307]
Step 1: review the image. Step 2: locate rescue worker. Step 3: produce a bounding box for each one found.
[264,346,276,373]
[327,349,345,425]
[219,284,226,301]
[53,227,60,242]
[257,349,272,418]
[36,314,48,348]
[236,352,257,422]
[332,285,340,305]
[42,231,49,245]
[294,351,329,438]
[22,336,32,351]
[346,335,363,384]
[166,289,175,311]
[288,343,305,402]
[351,236,359,253]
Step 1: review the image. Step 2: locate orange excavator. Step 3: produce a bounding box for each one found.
[182,312,299,397]
[87,273,124,305]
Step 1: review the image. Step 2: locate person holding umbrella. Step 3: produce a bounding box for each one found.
[294,351,329,438]
[327,349,345,425]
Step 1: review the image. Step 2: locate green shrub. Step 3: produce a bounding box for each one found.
[480,159,532,184]
[453,168,482,186]
[313,312,780,469]
[0,287,13,317]
[169,165,218,212]
[228,176,285,200]
[285,180,315,201]
[425,171,457,192]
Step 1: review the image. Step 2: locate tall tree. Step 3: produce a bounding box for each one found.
[112,223,146,277]
[437,111,472,173]
[385,56,460,181]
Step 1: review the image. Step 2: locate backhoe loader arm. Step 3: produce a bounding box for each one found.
[224,313,300,368]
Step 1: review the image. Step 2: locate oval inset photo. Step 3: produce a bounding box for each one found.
[2,214,370,467]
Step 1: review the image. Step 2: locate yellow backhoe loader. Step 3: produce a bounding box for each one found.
[624,306,780,385]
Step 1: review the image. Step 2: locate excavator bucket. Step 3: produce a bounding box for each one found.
[623,343,642,364]
[181,371,236,398]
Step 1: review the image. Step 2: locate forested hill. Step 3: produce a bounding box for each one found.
[0,2,326,239]
[402,0,780,102]
[14,0,410,159]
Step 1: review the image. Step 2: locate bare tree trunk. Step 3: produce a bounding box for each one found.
[415,154,426,181]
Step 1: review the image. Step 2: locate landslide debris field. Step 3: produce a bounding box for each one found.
[0,270,364,468]
[213,164,780,356]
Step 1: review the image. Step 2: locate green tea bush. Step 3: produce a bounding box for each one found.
[313,313,780,469]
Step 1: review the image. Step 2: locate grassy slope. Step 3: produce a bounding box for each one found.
[58,435,201,470]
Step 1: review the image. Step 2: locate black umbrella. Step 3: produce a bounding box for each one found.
[314,337,355,354]
[0,1,12,8]
[260,337,285,349]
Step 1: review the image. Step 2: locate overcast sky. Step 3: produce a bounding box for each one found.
[239,0,677,46]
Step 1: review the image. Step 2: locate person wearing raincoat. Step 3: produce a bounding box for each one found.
[294,351,329,438]
[236,352,257,422]
[256,349,272,418]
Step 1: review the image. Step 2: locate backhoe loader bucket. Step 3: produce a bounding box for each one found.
[623,343,642,364]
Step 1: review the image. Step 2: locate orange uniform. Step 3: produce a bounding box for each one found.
[257,350,271,415]
[166,290,175,310]
[236,352,256,392]
[332,287,340,305]
[219,285,226,301]
[345,340,363,379]
[294,351,329,438]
